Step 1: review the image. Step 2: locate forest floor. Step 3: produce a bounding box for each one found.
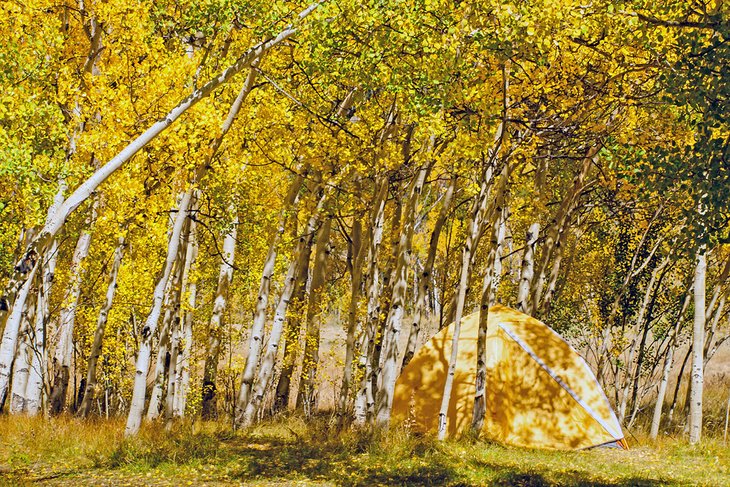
[0,416,728,486]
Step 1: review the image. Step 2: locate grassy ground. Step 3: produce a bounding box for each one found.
[0,415,728,486]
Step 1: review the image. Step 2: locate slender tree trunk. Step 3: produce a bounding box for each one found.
[354,179,388,425]
[689,250,706,444]
[125,190,193,436]
[235,173,305,417]
[78,237,125,417]
[0,263,39,410]
[402,173,456,369]
[49,200,98,415]
[668,345,692,424]
[1,4,322,316]
[242,192,327,426]
[437,166,494,440]
[201,212,238,419]
[472,163,511,433]
[375,162,431,427]
[650,292,690,439]
[166,209,196,420]
[517,223,539,313]
[619,259,666,422]
[336,214,365,416]
[273,225,312,413]
[530,147,597,316]
[296,217,332,415]
[9,290,37,413]
[25,181,66,416]
[146,306,175,421]
[174,217,198,418]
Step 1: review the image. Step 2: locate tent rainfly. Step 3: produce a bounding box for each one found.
[392,304,627,450]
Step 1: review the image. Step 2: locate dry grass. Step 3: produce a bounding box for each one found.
[0,414,729,486]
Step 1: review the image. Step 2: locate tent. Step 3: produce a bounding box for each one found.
[392,304,626,450]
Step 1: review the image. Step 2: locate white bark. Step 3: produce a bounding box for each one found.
[2,2,321,311]
[236,173,305,416]
[78,237,125,417]
[9,295,36,413]
[25,180,66,415]
[49,200,98,414]
[689,250,706,444]
[402,173,456,369]
[174,214,199,418]
[517,223,539,313]
[354,179,388,425]
[650,291,690,439]
[296,216,332,414]
[437,167,493,440]
[0,265,39,408]
[125,190,193,436]
[376,164,430,427]
[242,197,326,426]
[202,213,237,418]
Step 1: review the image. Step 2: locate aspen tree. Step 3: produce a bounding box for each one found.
[201,213,238,419]
[401,173,456,369]
[78,237,125,417]
[242,188,329,425]
[689,249,706,444]
[376,162,431,426]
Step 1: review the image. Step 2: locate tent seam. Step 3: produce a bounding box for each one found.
[497,323,622,441]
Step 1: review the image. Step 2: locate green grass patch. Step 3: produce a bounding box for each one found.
[0,415,727,486]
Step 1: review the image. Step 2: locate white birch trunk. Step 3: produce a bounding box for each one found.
[174,214,199,418]
[243,194,327,425]
[402,173,456,369]
[235,173,305,416]
[517,223,539,313]
[0,265,39,408]
[125,190,193,436]
[437,168,493,440]
[689,250,706,444]
[25,180,66,415]
[49,200,98,414]
[201,213,237,418]
[376,164,430,427]
[354,179,388,425]
[1,3,320,311]
[9,294,36,414]
[78,237,125,417]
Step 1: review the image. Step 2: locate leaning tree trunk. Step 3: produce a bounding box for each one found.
[125,190,193,436]
[25,181,66,416]
[78,237,125,417]
[1,3,321,320]
[9,289,37,413]
[166,206,197,421]
[353,178,388,425]
[472,162,511,434]
[273,224,313,413]
[49,201,98,415]
[689,249,706,444]
[376,162,431,427]
[437,165,494,440]
[401,173,456,369]
[618,259,666,422]
[235,172,305,418]
[296,216,332,415]
[650,291,691,439]
[174,212,199,418]
[516,223,539,314]
[201,212,238,419]
[242,191,327,426]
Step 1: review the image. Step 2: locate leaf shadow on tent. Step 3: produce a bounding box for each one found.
[393,306,621,450]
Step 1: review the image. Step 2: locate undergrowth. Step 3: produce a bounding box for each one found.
[0,414,728,486]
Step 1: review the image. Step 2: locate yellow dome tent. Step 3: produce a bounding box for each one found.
[392,304,626,450]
